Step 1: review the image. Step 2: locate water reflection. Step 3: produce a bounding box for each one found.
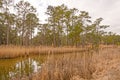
[0,57,42,80]
[0,53,79,80]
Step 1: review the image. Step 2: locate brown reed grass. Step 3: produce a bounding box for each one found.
[0,45,87,59]
[13,47,120,80]
[0,45,117,59]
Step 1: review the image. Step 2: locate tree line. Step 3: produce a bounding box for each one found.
[0,0,120,47]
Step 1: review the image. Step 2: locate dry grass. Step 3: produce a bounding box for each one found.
[1,45,120,80]
[36,53,95,80]
[0,45,86,59]
[13,46,120,80]
[0,45,117,59]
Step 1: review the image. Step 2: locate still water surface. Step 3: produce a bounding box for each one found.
[0,55,46,80]
[0,52,82,80]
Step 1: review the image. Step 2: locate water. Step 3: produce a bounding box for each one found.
[0,52,83,80]
[0,55,46,80]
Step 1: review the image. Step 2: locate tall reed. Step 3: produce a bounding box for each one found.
[0,45,86,59]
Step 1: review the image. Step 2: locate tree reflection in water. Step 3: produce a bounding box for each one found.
[0,57,42,80]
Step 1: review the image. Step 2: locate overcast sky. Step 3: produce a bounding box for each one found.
[15,0,120,34]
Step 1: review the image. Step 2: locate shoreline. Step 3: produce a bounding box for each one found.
[0,45,118,59]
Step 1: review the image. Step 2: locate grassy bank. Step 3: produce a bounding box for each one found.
[0,45,87,59]
[0,45,117,59]
[12,47,120,80]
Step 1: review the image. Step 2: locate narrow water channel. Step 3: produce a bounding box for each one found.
[0,55,46,80]
[0,52,83,80]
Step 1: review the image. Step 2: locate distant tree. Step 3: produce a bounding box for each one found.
[0,2,114,47]
[1,0,14,45]
[25,13,39,45]
[15,0,36,45]
[86,18,109,50]
[46,4,67,46]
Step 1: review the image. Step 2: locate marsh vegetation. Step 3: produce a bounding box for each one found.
[0,0,120,80]
[0,46,120,80]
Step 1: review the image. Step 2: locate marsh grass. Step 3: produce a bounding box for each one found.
[1,45,120,80]
[0,45,116,59]
[33,51,96,80]
[0,45,87,59]
[16,47,120,80]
